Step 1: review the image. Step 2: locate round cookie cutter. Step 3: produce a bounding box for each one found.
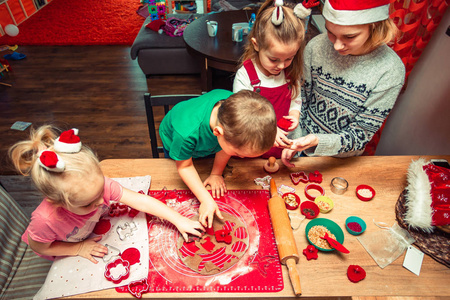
[304,183,325,200]
[330,177,348,195]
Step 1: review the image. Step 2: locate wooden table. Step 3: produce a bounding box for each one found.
[74,155,450,299]
[183,10,255,92]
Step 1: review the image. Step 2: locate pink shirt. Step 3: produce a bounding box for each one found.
[22,177,123,250]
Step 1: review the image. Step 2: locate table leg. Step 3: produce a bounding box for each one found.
[200,57,213,92]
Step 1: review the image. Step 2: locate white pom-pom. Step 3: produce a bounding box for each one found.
[294,3,312,20]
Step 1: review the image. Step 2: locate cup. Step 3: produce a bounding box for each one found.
[206,21,218,37]
[232,25,243,42]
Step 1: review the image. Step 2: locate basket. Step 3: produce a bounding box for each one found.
[395,190,450,268]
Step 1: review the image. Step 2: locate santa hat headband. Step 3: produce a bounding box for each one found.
[272,0,320,25]
[38,150,65,173]
[54,128,82,153]
[323,0,390,26]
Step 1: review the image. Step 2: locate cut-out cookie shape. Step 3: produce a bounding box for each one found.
[121,247,140,266]
[117,221,138,240]
[104,257,130,284]
[127,278,149,299]
[176,212,249,275]
[93,218,111,235]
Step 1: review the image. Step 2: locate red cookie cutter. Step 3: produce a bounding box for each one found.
[109,202,129,217]
[215,229,232,244]
[302,245,318,260]
[104,257,130,284]
[290,171,308,185]
[304,183,325,200]
[127,278,150,299]
[308,170,323,183]
[277,118,293,131]
[347,265,366,283]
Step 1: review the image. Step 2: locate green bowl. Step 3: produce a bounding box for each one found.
[345,216,366,235]
[305,218,344,252]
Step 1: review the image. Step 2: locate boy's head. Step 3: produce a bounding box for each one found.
[213,90,277,157]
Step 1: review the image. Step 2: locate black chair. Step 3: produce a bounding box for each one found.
[144,93,200,158]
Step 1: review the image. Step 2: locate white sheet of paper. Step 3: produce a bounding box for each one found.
[403,245,424,276]
[33,176,151,300]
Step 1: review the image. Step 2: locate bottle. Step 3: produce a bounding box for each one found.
[248,13,256,31]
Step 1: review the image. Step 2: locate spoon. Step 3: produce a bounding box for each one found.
[321,232,350,253]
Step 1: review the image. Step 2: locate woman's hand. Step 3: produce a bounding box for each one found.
[284,115,299,131]
[281,148,298,167]
[175,217,205,241]
[290,134,319,152]
[198,198,224,228]
[76,236,108,264]
[203,174,227,198]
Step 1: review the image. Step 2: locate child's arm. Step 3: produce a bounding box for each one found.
[203,150,230,198]
[176,158,224,228]
[28,235,107,264]
[119,188,205,241]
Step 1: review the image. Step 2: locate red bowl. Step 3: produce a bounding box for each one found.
[300,201,320,219]
[282,192,300,210]
[356,185,376,201]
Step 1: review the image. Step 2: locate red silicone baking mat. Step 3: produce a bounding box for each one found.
[116,189,283,295]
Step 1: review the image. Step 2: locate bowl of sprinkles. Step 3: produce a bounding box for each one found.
[345,216,366,235]
[314,196,334,213]
[300,200,320,219]
[356,184,375,201]
[305,218,344,251]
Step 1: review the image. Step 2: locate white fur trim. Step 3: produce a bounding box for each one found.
[404,158,434,232]
[54,137,82,153]
[323,0,389,25]
[294,4,312,20]
[272,6,284,26]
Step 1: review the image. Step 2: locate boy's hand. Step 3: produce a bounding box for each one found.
[198,198,224,228]
[175,218,205,241]
[203,174,227,198]
[77,236,108,264]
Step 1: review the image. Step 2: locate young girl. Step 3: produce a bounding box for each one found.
[9,125,204,264]
[233,0,318,158]
[282,0,406,166]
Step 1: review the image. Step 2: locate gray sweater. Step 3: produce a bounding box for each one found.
[294,33,405,157]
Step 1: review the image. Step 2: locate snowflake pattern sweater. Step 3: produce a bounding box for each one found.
[293,33,405,157]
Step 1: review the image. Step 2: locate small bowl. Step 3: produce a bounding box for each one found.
[305,218,344,252]
[282,192,300,210]
[345,216,366,235]
[314,196,334,213]
[300,201,320,219]
[356,185,376,201]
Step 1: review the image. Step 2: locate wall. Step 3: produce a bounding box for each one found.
[376,8,450,156]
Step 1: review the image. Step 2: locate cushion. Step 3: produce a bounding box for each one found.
[0,186,51,299]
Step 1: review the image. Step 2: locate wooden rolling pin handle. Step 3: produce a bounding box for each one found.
[286,258,302,297]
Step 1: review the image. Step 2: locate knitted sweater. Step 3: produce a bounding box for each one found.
[294,33,405,157]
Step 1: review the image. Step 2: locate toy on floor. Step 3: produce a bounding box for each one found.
[264,156,280,174]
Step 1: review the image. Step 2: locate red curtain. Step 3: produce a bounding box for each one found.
[364,0,448,155]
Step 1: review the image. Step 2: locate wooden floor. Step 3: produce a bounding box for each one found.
[0,45,207,175]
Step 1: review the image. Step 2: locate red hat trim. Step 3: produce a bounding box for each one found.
[54,128,82,153]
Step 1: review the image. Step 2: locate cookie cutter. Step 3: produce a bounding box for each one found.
[254,175,272,190]
[116,221,138,240]
[330,177,348,195]
[103,244,121,263]
[304,183,325,200]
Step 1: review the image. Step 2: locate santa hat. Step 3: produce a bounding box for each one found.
[294,0,320,20]
[54,128,82,153]
[38,150,65,173]
[322,0,390,26]
[404,159,450,232]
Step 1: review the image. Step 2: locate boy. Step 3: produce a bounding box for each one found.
[160,89,277,228]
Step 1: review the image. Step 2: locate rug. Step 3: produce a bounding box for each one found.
[0,0,144,46]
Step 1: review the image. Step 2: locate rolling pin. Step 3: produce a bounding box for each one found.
[268,178,302,296]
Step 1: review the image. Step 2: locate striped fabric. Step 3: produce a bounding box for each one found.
[0,186,51,300]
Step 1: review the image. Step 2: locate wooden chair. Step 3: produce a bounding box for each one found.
[144,93,200,158]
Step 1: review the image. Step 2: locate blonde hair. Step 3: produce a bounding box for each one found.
[240,0,305,98]
[364,18,399,52]
[8,125,101,207]
[217,90,277,153]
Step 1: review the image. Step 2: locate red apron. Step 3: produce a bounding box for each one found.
[243,59,291,158]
